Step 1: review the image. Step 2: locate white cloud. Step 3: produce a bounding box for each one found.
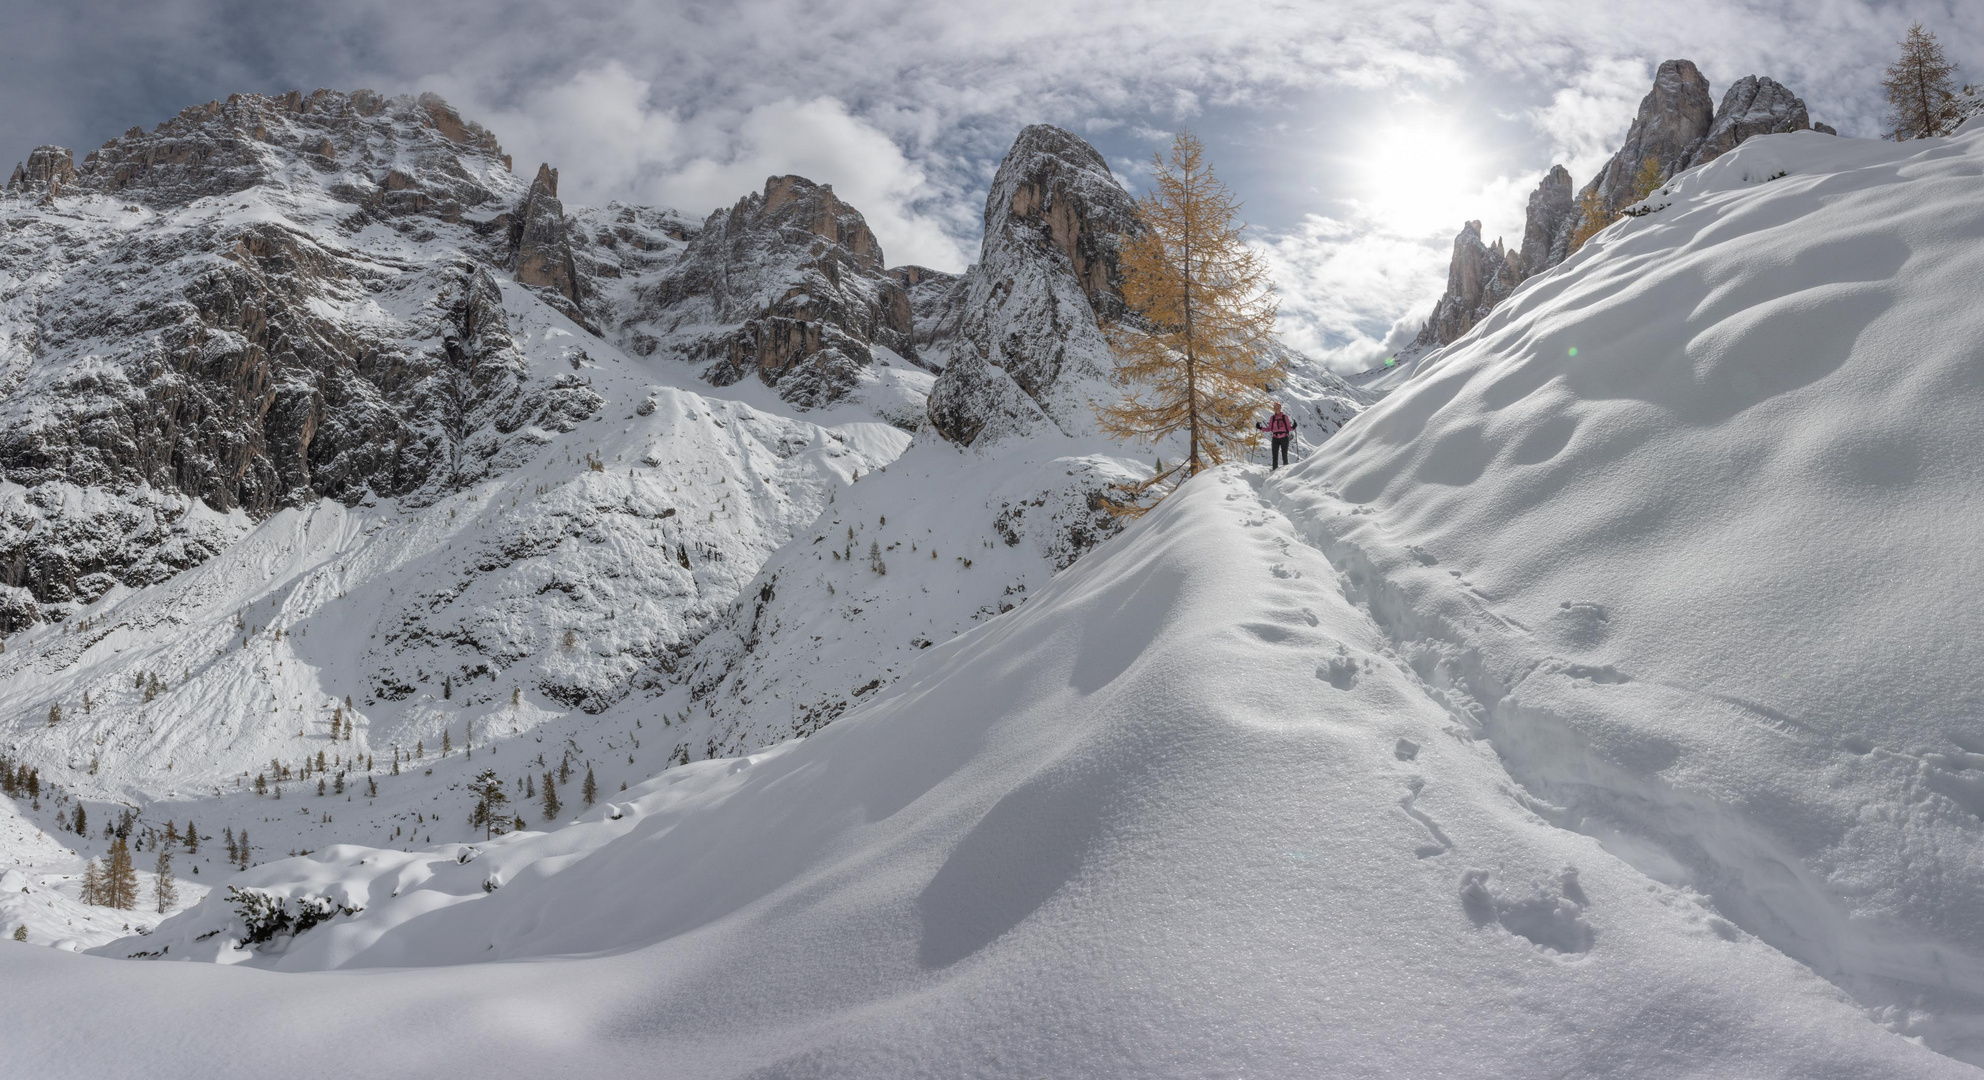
[439,68,975,271]
[1528,56,1652,180]
[1256,213,1449,374]
[661,97,974,271]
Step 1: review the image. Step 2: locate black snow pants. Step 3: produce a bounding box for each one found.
[1270,436,1290,469]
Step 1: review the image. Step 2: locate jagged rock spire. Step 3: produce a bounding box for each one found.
[1413,222,1520,349]
[514,163,584,307]
[620,172,913,408]
[1516,165,1577,278]
[1684,76,1812,168]
[5,146,75,201]
[925,124,1139,446]
[1584,59,1715,218]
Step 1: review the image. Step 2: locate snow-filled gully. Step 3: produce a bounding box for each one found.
[1257,469,1984,1051]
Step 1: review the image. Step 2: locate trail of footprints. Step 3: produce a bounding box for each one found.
[1229,473,1595,958]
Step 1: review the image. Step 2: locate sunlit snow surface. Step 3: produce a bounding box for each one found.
[4,125,1984,1075]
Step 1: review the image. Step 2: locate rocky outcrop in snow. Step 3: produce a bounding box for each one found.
[1583,59,1716,217]
[1514,164,1576,278]
[1683,75,1812,168]
[1414,62,1818,354]
[0,89,602,627]
[5,146,75,201]
[510,163,584,310]
[925,125,1139,446]
[1412,222,1522,350]
[617,174,915,409]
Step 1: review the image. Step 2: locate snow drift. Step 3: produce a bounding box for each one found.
[1278,125,1984,1060]
[59,469,1964,1078]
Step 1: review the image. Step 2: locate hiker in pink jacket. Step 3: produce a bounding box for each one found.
[1257,402,1298,470]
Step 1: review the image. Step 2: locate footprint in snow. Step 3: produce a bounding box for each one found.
[1459,867,1594,955]
[1398,778,1451,858]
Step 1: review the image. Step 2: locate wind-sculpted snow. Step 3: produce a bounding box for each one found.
[1275,125,1984,1062]
[62,471,1961,1078]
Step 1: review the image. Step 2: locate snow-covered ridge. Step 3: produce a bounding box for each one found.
[74,467,1968,1077]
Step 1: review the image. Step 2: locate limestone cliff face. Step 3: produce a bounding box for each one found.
[618,174,914,409]
[512,163,583,309]
[926,124,1139,446]
[1684,76,1812,168]
[1412,222,1522,349]
[0,90,603,628]
[895,264,967,371]
[1515,165,1577,278]
[1584,59,1716,217]
[4,146,76,200]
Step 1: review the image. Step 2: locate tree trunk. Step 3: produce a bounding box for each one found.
[1182,182,1200,476]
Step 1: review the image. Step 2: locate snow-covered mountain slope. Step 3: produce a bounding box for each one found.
[0,273,906,796]
[0,96,1368,985]
[0,794,206,951]
[1280,124,1984,1061]
[5,112,1981,1078]
[46,468,1963,1078]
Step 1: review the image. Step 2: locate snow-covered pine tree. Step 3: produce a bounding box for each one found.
[582,766,598,807]
[1884,22,1963,139]
[541,771,561,820]
[469,769,509,839]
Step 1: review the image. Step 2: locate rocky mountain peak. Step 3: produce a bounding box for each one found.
[1413,221,1520,349]
[1515,164,1576,277]
[1685,75,1811,168]
[1586,59,1715,217]
[991,124,1133,320]
[0,89,601,628]
[512,161,583,309]
[925,124,1139,446]
[5,146,76,200]
[617,172,911,408]
[48,89,513,212]
[759,175,884,271]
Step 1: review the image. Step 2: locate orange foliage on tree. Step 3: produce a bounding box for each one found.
[1098,131,1283,513]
